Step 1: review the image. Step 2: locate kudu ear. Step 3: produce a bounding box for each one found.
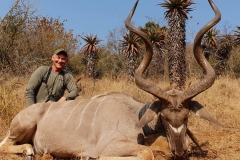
[190,101,222,126]
[136,101,160,128]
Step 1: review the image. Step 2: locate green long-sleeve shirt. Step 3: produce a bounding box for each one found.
[26,66,79,106]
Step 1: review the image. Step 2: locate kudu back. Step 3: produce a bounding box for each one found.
[0,0,221,159]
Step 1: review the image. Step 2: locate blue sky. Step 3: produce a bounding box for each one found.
[0,0,239,45]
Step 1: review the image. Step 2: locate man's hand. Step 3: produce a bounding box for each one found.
[58,97,67,102]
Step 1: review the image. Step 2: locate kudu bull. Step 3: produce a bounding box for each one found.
[0,0,221,159]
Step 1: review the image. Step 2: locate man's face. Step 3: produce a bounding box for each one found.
[52,53,68,70]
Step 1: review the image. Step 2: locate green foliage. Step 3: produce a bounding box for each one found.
[96,48,125,79]
[159,0,195,89]
[234,26,240,45]
[202,27,236,76]
[140,21,167,78]
[159,0,195,19]
[214,34,234,76]
[0,0,34,74]
[202,28,219,49]
[81,34,101,54]
[120,32,142,55]
[140,21,167,47]
[81,34,101,78]
[0,1,81,76]
[230,46,240,78]
[120,31,142,80]
[67,53,86,75]
[0,0,239,82]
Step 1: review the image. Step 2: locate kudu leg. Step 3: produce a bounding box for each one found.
[0,109,37,158]
[0,130,34,159]
[187,128,203,152]
[0,142,34,159]
[99,140,154,160]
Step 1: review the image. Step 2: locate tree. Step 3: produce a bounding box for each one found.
[0,0,36,74]
[159,0,194,89]
[0,0,81,75]
[81,34,101,78]
[96,48,125,79]
[106,26,128,55]
[202,28,219,60]
[215,34,234,76]
[120,31,142,81]
[232,27,240,77]
[140,22,167,77]
[202,28,234,76]
[24,17,80,71]
[234,26,240,45]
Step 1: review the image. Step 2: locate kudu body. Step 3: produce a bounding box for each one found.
[0,0,221,159]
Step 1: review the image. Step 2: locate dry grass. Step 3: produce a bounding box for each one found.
[187,77,240,160]
[0,76,239,159]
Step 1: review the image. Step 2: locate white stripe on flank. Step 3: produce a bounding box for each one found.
[169,124,184,133]
[76,99,95,130]
[56,101,69,114]
[63,100,84,128]
[0,130,10,147]
[40,102,71,140]
[18,114,23,128]
[91,96,107,134]
[41,103,54,123]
